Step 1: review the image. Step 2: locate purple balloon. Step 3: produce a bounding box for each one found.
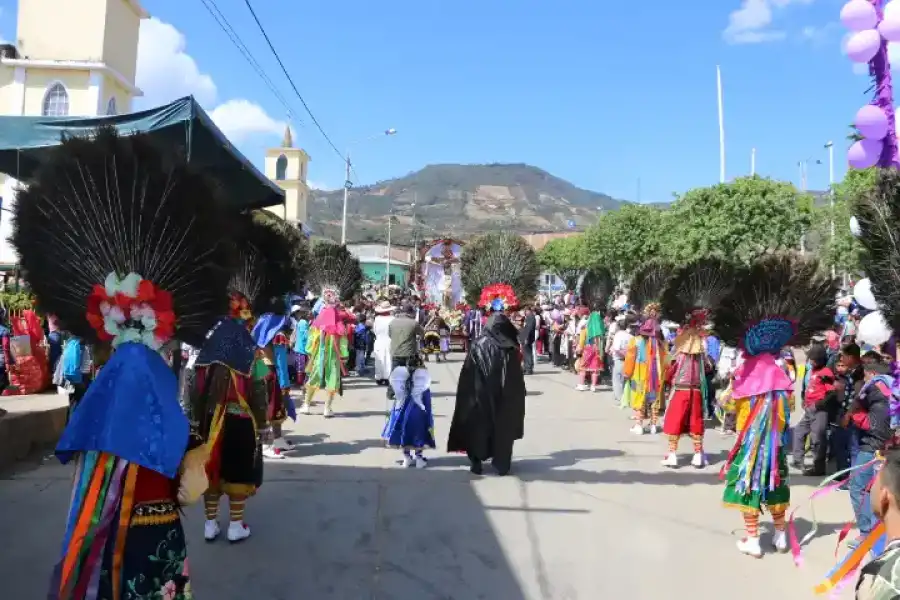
[856,104,890,139]
[846,29,882,63]
[842,0,878,31]
[848,138,883,169]
[879,13,900,42]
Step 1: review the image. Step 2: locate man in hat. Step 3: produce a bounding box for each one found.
[372,300,395,384]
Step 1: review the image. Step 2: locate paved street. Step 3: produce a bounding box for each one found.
[1,356,856,599]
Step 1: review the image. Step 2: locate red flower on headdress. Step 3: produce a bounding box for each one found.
[84,273,176,348]
[479,283,519,312]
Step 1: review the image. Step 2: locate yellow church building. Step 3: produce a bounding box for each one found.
[0,0,309,268]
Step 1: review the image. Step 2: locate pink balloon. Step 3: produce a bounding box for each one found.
[842,0,878,31]
[856,104,890,139]
[846,29,883,63]
[879,13,900,42]
[848,138,883,169]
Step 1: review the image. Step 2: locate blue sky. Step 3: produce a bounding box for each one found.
[0,0,875,202]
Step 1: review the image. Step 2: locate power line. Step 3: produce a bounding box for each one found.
[197,0,298,125]
[241,0,345,162]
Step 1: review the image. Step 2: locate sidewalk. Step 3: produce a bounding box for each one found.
[0,391,67,472]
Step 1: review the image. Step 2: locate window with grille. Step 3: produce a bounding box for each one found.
[42,83,69,116]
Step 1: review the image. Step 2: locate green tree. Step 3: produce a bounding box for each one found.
[583,204,670,277]
[664,176,811,266]
[537,235,589,289]
[811,167,874,276]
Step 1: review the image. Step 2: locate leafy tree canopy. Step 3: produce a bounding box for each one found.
[811,167,874,276]
[664,176,811,266]
[583,204,669,277]
[537,235,590,289]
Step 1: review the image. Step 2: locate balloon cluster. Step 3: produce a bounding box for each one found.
[843,0,899,168]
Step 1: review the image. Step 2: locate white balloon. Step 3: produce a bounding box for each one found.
[858,310,893,346]
[850,215,862,237]
[854,277,879,310]
[888,0,900,21]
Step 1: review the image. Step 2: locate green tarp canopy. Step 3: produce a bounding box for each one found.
[0,96,284,211]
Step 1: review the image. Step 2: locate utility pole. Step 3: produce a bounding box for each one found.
[826,141,836,279]
[751,148,756,176]
[341,152,351,245]
[385,209,392,286]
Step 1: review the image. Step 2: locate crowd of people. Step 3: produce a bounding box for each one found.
[8,127,900,600]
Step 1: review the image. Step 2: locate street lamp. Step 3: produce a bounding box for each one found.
[341,128,398,245]
[797,156,823,255]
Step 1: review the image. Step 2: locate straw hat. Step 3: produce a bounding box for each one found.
[374,300,394,314]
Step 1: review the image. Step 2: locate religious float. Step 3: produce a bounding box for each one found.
[414,238,467,350]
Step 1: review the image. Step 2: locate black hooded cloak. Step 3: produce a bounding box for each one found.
[447,314,526,461]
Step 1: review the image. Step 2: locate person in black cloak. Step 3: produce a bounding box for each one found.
[447,283,526,475]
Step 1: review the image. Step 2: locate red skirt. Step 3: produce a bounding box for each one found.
[662,388,704,436]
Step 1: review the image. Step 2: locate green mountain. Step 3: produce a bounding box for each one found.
[307,163,625,244]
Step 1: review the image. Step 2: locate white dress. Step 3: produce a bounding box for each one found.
[373,315,394,380]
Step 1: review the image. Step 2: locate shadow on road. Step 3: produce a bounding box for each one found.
[188,461,529,599]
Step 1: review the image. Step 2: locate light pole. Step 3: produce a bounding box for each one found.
[341,128,397,245]
[751,147,756,176]
[797,157,823,255]
[825,141,835,278]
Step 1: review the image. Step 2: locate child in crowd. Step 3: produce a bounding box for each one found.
[354,319,371,376]
[791,345,836,476]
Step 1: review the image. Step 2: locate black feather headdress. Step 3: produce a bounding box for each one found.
[307,241,363,302]
[660,258,737,325]
[580,267,615,310]
[12,127,232,348]
[229,212,305,315]
[711,255,836,355]
[853,168,900,330]
[628,262,672,317]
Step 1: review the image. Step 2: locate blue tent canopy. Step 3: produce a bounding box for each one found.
[0,96,284,211]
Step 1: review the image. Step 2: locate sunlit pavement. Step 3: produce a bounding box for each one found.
[1,356,854,599]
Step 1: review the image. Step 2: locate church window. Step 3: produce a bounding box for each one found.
[275,154,288,180]
[106,97,117,116]
[42,82,69,117]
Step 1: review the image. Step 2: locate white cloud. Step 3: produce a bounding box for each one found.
[209,99,284,143]
[136,18,216,107]
[723,0,815,45]
[135,18,286,143]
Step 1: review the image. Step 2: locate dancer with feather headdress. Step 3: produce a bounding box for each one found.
[576,267,615,391]
[623,263,671,435]
[713,255,835,558]
[659,259,736,469]
[303,242,363,417]
[12,128,234,599]
[448,273,527,475]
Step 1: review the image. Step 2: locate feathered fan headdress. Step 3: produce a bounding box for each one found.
[307,241,363,306]
[460,231,540,307]
[853,169,900,331]
[13,127,231,349]
[661,258,737,328]
[12,127,233,480]
[711,255,836,356]
[479,283,519,312]
[580,267,615,310]
[229,211,303,318]
[628,262,672,319]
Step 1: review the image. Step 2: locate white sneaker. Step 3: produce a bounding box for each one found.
[401,454,414,468]
[415,456,427,469]
[772,530,788,553]
[737,536,763,558]
[649,424,659,435]
[691,452,707,468]
[630,423,645,435]
[272,437,294,451]
[575,384,588,391]
[661,453,678,468]
[203,519,220,541]
[323,405,334,418]
[262,445,285,460]
[227,521,251,543]
[299,403,311,415]
[590,385,597,392]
